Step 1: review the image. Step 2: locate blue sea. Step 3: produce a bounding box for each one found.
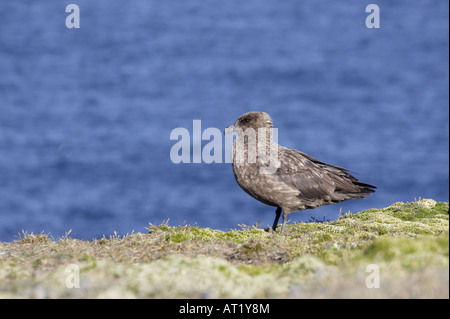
[0,0,448,241]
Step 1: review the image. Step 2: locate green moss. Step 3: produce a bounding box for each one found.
[148,224,272,244]
[359,233,449,268]
[146,200,448,255]
[237,264,279,276]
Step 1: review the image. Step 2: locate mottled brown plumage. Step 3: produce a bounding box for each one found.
[225,112,376,233]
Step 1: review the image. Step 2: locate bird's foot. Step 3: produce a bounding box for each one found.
[264,225,279,233]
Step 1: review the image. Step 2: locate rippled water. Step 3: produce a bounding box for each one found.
[0,0,448,240]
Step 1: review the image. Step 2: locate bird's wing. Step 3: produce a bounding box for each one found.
[293,149,376,193]
[275,147,337,200]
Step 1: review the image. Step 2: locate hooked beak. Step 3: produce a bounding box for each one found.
[224,124,238,135]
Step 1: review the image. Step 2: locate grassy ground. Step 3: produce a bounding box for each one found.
[0,199,448,298]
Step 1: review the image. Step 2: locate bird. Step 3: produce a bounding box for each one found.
[225,111,376,234]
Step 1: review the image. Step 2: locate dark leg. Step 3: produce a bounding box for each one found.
[272,207,282,231]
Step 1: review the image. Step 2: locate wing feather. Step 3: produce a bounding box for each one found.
[276,146,375,199]
[275,147,336,200]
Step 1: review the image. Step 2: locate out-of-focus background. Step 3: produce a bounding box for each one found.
[0,0,448,241]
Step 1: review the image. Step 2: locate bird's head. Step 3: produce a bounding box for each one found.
[225,112,273,134]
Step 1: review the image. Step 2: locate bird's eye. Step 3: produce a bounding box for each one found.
[242,118,251,123]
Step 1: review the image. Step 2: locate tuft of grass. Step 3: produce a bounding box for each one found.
[18,231,53,244]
